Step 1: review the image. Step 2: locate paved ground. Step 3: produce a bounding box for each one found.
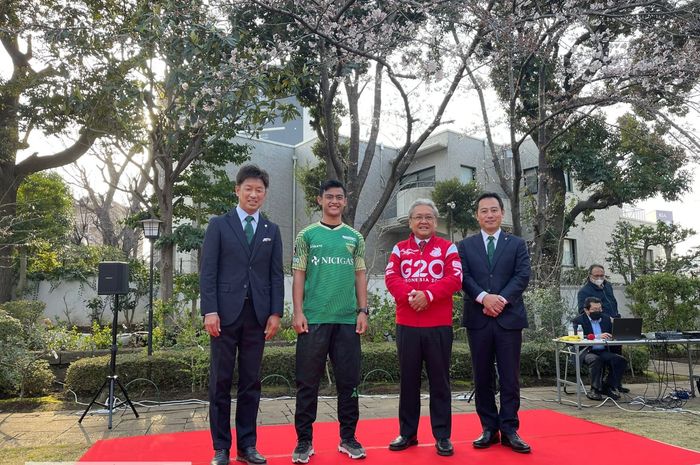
[1,381,698,455]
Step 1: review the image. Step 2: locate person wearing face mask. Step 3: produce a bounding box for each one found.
[577,264,620,319]
[572,297,628,401]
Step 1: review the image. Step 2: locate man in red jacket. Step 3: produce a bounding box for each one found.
[384,199,463,457]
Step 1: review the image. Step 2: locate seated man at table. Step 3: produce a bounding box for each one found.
[572,297,628,401]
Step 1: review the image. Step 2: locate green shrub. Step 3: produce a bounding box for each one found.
[0,347,55,398]
[0,348,21,396]
[626,273,700,331]
[0,310,26,397]
[523,287,573,343]
[0,300,46,349]
[0,309,23,344]
[623,345,650,375]
[21,359,55,397]
[63,341,650,396]
[65,350,193,395]
[90,321,113,349]
[360,342,400,382]
[364,294,397,343]
[0,300,45,330]
[450,343,472,379]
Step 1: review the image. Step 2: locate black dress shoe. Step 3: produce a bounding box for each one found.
[617,385,630,393]
[436,438,454,456]
[603,387,621,400]
[587,389,603,401]
[211,449,230,465]
[473,429,500,449]
[501,432,531,453]
[389,435,418,451]
[236,446,266,465]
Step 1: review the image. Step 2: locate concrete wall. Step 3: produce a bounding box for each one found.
[23,279,149,326]
[25,276,631,326]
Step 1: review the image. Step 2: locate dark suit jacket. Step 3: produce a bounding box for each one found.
[199,209,284,327]
[457,231,531,330]
[577,280,620,318]
[572,313,614,354]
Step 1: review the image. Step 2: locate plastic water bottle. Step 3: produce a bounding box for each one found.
[576,324,584,339]
[567,323,575,337]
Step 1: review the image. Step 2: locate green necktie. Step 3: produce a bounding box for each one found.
[244,216,254,244]
[487,235,495,266]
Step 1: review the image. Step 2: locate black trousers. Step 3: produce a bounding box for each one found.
[467,319,522,434]
[209,300,265,451]
[294,323,361,442]
[584,349,627,391]
[396,324,453,440]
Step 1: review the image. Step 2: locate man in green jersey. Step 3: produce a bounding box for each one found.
[291,179,369,463]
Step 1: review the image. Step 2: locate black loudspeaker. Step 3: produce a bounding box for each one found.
[97,262,129,295]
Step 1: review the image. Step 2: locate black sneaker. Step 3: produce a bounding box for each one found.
[338,437,366,459]
[292,441,314,464]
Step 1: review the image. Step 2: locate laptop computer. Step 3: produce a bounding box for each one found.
[611,318,643,341]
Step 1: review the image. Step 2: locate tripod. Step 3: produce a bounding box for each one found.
[79,294,139,429]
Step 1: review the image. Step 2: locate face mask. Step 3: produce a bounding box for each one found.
[589,311,602,320]
[592,279,604,287]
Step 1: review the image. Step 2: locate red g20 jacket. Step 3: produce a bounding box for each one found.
[384,234,462,327]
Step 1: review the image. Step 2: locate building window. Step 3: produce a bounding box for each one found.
[562,238,577,267]
[523,167,538,194]
[460,165,475,184]
[564,171,574,193]
[399,166,435,191]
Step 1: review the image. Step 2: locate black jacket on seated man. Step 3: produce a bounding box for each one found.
[572,312,627,398]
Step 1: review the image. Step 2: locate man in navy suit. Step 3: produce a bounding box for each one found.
[457,192,531,453]
[200,164,284,465]
[572,297,627,401]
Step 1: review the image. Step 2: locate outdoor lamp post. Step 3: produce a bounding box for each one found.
[140,218,162,356]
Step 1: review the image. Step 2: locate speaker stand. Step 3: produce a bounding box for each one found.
[78,295,139,429]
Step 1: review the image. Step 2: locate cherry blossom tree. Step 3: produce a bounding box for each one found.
[228,0,498,235]
[469,0,700,283]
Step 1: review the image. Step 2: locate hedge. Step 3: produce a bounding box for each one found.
[64,341,650,395]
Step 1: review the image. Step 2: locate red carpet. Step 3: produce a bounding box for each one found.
[80,410,700,465]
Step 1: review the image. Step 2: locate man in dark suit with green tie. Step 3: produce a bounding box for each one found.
[200,164,284,465]
[457,192,532,453]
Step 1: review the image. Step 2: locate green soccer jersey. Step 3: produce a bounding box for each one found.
[292,222,366,324]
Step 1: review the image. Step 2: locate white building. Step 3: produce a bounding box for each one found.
[178,111,665,291]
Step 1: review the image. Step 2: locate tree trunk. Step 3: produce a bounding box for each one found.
[0,165,19,303]
[154,154,174,303]
[16,249,27,296]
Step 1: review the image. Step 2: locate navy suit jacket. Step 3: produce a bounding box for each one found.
[572,313,615,357]
[573,313,613,338]
[199,209,284,327]
[457,231,531,330]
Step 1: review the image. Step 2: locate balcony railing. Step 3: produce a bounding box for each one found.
[396,182,435,218]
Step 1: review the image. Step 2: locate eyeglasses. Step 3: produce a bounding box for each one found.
[590,274,605,278]
[323,194,345,201]
[411,215,436,222]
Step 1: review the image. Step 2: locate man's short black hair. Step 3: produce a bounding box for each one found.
[236,164,269,189]
[588,263,605,275]
[476,192,504,210]
[584,296,602,309]
[319,179,347,196]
